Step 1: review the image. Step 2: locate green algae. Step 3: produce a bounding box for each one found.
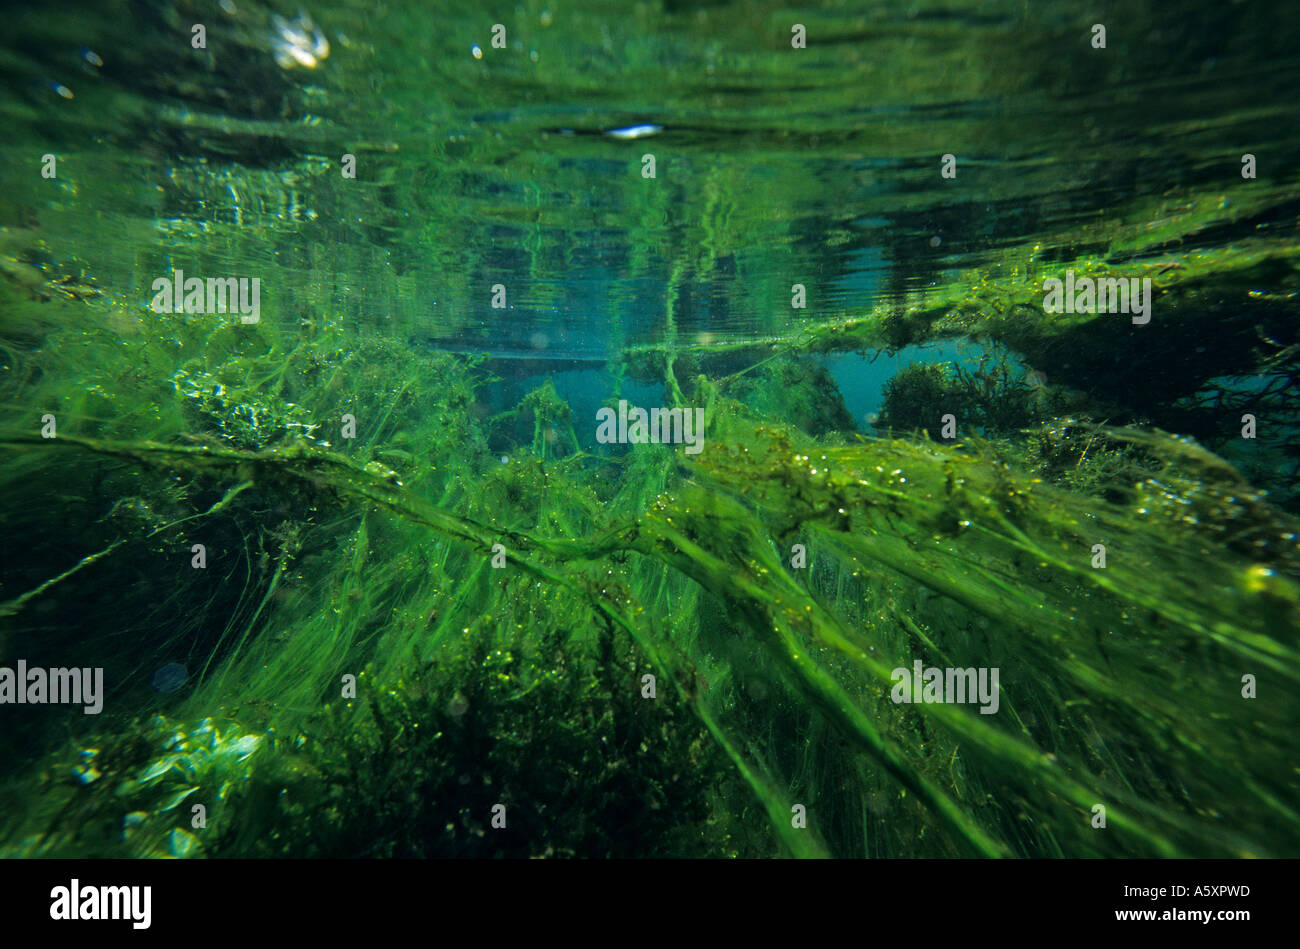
[3,169,1299,858]
[1,0,1299,863]
[1,356,1296,857]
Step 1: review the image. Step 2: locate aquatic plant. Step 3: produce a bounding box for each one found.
[2,356,1296,857]
[2,0,1299,863]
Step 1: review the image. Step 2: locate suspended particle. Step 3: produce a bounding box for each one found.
[151,663,188,694]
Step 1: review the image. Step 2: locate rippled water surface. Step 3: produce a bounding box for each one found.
[4,1,1296,353]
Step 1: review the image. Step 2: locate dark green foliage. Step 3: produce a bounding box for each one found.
[719,356,856,437]
[877,363,958,438]
[213,629,737,858]
[877,354,1047,439]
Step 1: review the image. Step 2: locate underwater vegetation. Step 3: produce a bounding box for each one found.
[0,309,1297,858]
[1,0,1299,861]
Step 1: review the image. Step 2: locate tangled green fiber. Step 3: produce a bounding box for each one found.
[2,382,1295,858]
